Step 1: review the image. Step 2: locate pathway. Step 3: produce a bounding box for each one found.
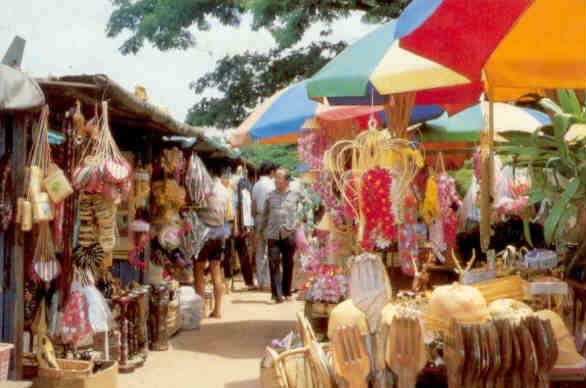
[118,289,301,388]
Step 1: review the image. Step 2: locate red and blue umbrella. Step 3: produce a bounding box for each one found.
[230,80,443,147]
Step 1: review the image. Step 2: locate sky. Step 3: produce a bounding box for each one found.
[0,1,378,129]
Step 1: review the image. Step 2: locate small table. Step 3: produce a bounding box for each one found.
[3,381,33,388]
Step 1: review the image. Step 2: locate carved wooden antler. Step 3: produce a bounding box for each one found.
[412,250,433,292]
[452,248,476,282]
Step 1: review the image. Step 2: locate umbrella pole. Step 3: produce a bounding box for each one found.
[480,84,496,252]
[385,92,415,138]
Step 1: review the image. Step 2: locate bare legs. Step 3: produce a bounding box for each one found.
[210,260,223,318]
[193,260,224,319]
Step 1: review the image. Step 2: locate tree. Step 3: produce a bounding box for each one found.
[106,1,411,127]
[186,41,346,128]
[107,1,410,54]
[240,143,299,173]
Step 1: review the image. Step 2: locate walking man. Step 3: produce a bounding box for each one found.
[252,161,276,292]
[260,169,301,303]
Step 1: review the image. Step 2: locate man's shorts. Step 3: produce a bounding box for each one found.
[196,238,224,262]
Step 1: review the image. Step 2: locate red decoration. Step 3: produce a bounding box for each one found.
[359,168,396,250]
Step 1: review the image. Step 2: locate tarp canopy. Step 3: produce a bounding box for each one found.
[0,64,45,111]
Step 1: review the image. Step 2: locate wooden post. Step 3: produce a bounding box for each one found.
[10,114,27,379]
[142,132,154,285]
[58,109,75,306]
[480,80,496,253]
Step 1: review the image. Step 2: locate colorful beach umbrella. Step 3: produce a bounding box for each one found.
[413,103,550,169]
[399,0,586,100]
[230,80,443,147]
[308,0,585,106]
[419,103,551,144]
[306,20,483,109]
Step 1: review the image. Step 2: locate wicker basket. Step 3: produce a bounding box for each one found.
[311,302,336,317]
[38,359,93,379]
[471,275,527,304]
[260,347,318,388]
[0,343,13,381]
[34,360,118,388]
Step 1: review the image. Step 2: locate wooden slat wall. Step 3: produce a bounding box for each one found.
[0,116,8,342]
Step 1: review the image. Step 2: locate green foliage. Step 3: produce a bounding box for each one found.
[498,90,586,268]
[240,143,299,172]
[106,1,410,127]
[449,167,473,199]
[107,1,410,53]
[186,41,346,129]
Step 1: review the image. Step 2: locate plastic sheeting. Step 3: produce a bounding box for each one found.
[0,64,44,110]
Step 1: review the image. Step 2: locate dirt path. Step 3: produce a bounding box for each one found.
[118,289,301,388]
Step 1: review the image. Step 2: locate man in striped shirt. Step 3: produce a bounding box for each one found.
[259,169,302,303]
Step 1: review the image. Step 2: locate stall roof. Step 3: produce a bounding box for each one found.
[36,74,253,167]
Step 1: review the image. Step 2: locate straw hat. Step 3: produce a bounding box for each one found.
[424,283,490,334]
[488,298,533,324]
[535,309,585,366]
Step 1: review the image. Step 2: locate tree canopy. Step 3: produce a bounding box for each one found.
[106,0,410,128]
[240,143,299,173]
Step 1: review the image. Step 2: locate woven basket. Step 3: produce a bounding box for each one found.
[0,343,13,381]
[471,275,527,304]
[260,347,320,388]
[310,302,337,317]
[38,359,93,379]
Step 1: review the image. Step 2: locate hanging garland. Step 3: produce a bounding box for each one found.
[437,173,461,249]
[297,132,328,170]
[398,194,418,276]
[422,172,440,225]
[359,168,396,251]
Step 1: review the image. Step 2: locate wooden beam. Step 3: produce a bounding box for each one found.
[37,79,99,90]
[10,115,27,379]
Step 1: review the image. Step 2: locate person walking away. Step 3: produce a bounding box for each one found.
[194,169,229,318]
[252,161,276,292]
[260,169,301,303]
[233,165,256,290]
[221,168,236,293]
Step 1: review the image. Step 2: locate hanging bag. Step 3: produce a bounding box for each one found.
[43,162,73,204]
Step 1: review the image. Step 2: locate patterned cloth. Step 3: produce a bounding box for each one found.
[197,178,228,227]
[260,189,302,240]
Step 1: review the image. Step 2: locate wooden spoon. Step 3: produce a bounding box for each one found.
[445,319,465,388]
[333,326,370,388]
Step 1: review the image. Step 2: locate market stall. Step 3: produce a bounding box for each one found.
[261,0,586,386]
[1,73,252,384]
[0,64,45,382]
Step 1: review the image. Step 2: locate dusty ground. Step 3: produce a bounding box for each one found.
[118,287,302,388]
